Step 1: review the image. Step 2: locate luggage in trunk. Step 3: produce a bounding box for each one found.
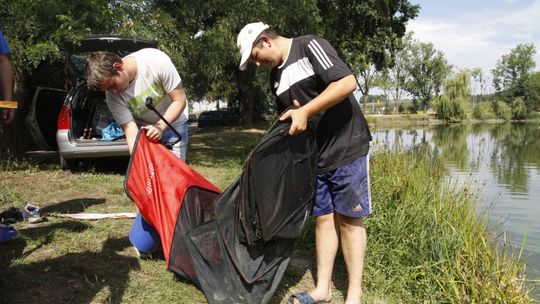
[71,87,124,143]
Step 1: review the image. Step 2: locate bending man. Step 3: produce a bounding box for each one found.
[237,22,372,304]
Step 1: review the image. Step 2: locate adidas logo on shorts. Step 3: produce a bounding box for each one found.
[352,204,363,212]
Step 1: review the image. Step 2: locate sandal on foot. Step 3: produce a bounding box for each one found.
[287,291,328,304]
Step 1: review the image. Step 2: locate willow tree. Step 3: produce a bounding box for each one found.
[435,70,470,121]
[445,70,471,100]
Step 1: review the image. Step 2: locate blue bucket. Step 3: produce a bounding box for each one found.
[129,213,161,253]
[0,225,18,242]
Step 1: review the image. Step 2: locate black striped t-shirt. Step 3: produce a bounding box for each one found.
[270,35,372,172]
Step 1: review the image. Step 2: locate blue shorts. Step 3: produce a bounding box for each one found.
[313,154,372,218]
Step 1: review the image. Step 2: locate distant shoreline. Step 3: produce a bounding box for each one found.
[366,113,540,128]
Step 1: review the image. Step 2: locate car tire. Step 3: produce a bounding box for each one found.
[60,156,80,172]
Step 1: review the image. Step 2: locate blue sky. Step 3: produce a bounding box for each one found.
[407,0,540,92]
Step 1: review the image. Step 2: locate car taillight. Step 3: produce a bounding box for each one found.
[57,105,71,130]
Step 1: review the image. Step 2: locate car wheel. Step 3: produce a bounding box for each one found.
[60,156,80,172]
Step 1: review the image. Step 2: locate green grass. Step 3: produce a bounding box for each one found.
[0,127,536,303]
[361,145,533,303]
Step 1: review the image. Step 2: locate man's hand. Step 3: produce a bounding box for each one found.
[277,75,357,136]
[1,109,15,125]
[279,100,308,136]
[142,124,163,142]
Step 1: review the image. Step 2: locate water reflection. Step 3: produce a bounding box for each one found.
[372,122,540,296]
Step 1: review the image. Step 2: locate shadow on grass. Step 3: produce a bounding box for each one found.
[270,258,313,304]
[0,195,140,303]
[1,198,105,269]
[0,220,92,269]
[65,157,130,175]
[0,235,139,304]
[270,222,317,302]
[40,197,106,214]
[1,156,129,174]
[268,218,353,303]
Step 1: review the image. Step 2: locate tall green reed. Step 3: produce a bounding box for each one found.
[364,146,532,303]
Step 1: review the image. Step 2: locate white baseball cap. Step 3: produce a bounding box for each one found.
[237,22,270,70]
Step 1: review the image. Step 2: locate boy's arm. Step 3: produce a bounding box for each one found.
[143,84,187,141]
[122,121,140,155]
[279,74,357,135]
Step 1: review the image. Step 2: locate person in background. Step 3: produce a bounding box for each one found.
[237,22,372,304]
[0,31,14,125]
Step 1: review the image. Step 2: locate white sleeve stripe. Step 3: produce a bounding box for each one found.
[311,40,334,66]
[311,40,333,67]
[308,40,333,70]
[308,43,330,70]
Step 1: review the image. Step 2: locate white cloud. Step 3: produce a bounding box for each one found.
[407,0,540,81]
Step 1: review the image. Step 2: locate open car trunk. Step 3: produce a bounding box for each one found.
[25,85,125,153]
[69,85,126,144]
[25,35,156,166]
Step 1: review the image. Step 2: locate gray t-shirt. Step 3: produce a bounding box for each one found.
[106,48,188,127]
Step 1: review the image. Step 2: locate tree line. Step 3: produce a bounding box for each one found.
[1,0,420,157]
[2,0,538,158]
[372,33,539,121]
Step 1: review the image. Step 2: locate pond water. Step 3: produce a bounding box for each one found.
[371,122,540,299]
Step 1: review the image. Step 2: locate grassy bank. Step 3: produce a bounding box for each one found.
[362,146,532,303]
[0,127,535,303]
[366,113,446,128]
[365,112,540,128]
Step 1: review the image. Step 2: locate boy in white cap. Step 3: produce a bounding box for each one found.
[237,22,372,304]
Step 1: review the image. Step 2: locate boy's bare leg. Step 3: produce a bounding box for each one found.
[338,214,367,304]
[310,213,338,302]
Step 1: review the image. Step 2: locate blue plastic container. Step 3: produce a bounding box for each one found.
[0,225,18,241]
[129,213,161,253]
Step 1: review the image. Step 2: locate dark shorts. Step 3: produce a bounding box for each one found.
[313,154,372,218]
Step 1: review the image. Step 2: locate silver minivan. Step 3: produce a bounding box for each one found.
[25,35,157,171]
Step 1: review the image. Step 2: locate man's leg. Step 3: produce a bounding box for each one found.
[338,214,367,304]
[309,213,338,302]
[291,213,336,304]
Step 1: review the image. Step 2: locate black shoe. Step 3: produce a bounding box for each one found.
[0,207,23,224]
